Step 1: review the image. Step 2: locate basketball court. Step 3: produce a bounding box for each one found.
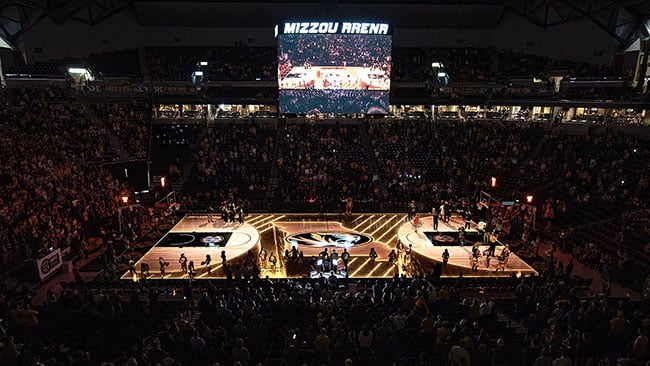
[123,213,538,280]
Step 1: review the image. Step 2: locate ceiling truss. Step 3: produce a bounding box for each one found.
[0,0,648,50]
[0,0,133,48]
[502,0,649,48]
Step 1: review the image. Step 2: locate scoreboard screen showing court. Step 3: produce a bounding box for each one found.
[276,22,392,115]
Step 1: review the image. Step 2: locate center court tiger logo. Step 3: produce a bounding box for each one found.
[285,232,373,248]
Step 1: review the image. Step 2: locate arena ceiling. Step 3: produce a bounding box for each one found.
[0,0,649,49]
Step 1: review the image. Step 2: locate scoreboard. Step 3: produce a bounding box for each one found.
[277,22,392,115]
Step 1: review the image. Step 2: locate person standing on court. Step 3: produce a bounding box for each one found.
[408,200,416,221]
[442,248,450,268]
[202,254,212,274]
[432,206,439,230]
[179,253,188,274]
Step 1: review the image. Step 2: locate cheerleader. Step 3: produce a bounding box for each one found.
[495,245,509,272]
[482,248,492,268]
[501,244,511,265]
[345,196,353,217]
[471,244,481,271]
[159,257,169,278]
[187,260,195,281]
[413,213,420,233]
[495,253,505,272]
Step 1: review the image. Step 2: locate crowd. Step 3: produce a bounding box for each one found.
[278,35,391,74]
[94,102,150,159]
[563,87,637,101]
[366,120,543,208]
[0,88,150,275]
[186,122,275,205]
[209,45,276,81]
[392,48,491,82]
[280,90,390,115]
[1,271,648,366]
[0,48,649,366]
[275,122,377,207]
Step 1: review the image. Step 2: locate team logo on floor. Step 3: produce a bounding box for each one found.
[431,234,456,243]
[201,235,225,245]
[156,232,232,247]
[285,232,373,248]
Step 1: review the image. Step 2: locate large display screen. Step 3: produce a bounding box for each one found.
[277,22,392,115]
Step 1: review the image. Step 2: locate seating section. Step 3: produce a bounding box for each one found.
[275,122,376,206]
[393,47,492,82]
[3,274,648,366]
[496,50,549,78]
[208,46,276,80]
[150,122,204,188]
[0,88,151,271]
[146,46,211,81]
[1,40,650,366]
[366,120,543,209]
[5,62,65,78]
[183,121,276,206]
[88,48,141,77]
[94,102,150,159]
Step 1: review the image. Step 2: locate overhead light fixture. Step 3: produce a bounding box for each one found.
[199,61,208,66]
[68,67,89,74]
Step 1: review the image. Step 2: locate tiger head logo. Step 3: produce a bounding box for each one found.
[285,232,373,248]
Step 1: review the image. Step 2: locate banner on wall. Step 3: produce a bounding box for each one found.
[83,83,198,95]
[36,248,62,281]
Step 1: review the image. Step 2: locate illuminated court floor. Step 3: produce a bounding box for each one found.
[123,213,537,280]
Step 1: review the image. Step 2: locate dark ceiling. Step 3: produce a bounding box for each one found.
[1,0,649,49]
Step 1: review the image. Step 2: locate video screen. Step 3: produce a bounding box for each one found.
[277,26,391,115]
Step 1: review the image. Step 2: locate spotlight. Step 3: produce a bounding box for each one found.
[525,195,533,204]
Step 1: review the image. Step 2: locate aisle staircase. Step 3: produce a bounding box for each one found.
[264,117,287,201]
[83,104,130,161]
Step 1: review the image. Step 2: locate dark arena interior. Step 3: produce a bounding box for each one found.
[2,1,650,365]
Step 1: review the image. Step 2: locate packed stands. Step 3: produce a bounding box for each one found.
[0,88,151,271]
[1,273,648,365]
[182,121,276,207]
[209,45,276,81]
[93,102,150,160]
[1,37,650,366]
[275,122,377,210]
